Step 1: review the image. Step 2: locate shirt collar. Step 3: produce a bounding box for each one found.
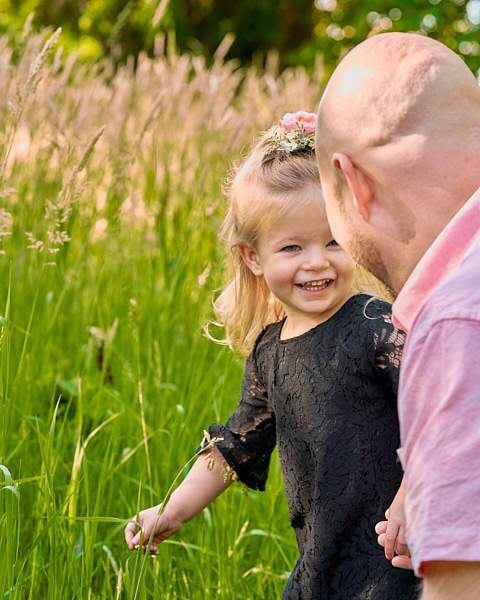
[393,186,480,332]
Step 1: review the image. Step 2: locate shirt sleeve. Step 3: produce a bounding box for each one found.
[199,342,276,491]
[399,317,480,572]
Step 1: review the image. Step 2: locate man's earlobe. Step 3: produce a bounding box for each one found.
[332,152,372,222]
[238,244,263,276]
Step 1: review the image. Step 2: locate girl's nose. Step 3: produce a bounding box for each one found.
[303,248,329,270]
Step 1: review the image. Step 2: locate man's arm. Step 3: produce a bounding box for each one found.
[421,561,480,600]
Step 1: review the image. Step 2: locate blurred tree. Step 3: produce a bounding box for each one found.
[167,0,480,78]
[169,0,317,68]
[310,0,480,79]
[1,0,164,63]
[0,0,478,79]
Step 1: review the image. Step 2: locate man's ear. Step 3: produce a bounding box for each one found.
[332,153,372,222]
[238,244,263,276]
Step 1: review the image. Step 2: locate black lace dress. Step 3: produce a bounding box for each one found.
[206,295,420,599]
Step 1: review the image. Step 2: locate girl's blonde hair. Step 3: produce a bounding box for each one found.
[208,123,387,355]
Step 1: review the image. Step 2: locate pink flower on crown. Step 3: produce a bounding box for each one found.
[280,111,317,134]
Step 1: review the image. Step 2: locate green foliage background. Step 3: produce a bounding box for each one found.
[0,3,478,598]
[0,26,323,598]
[1,0,480,80]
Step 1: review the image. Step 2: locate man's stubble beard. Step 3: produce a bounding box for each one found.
[346,230,397,301]
[332,179,397,300]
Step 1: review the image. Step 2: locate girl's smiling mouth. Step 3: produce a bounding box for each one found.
[296,279,332,291]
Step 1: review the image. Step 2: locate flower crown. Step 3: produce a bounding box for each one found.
[270,111,316,154]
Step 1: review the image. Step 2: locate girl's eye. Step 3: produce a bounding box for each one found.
[282,245,301,252]
[326,240,339,247]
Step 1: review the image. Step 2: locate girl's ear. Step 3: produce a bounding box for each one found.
[238,244,263,276]
[332,152,372,222]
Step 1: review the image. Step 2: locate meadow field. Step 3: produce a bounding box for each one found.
[0,27,325,598]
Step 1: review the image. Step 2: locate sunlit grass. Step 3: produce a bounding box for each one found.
[0,28,323,598]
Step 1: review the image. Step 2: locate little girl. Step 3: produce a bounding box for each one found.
[125,112,420,599]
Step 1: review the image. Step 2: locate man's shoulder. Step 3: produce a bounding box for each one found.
[415,244,480,332]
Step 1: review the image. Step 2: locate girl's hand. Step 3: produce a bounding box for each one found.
[124,504,184,553]
[383,502,409,559]
[375,517,413,570]
[124,447,233,554]
[375,478,414,570]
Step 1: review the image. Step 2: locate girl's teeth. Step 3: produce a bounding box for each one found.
[300,280,330,290]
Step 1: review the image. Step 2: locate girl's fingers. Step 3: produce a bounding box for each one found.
[374,520,387,535]
[377,532,386,549]
[384,522,400,560]
[395,539,409,556]
[391,554,414,570]
[124,520,138,549]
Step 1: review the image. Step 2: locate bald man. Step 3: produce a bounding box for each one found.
[316,32,480,599]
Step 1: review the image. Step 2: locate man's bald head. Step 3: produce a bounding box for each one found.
[315,32,480,295]
[317,32,479,166]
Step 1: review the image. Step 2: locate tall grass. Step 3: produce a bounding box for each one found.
[0,29,324,598]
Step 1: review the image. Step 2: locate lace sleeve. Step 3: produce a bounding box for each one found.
[369,303,406,394]
[201,342,276,491]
